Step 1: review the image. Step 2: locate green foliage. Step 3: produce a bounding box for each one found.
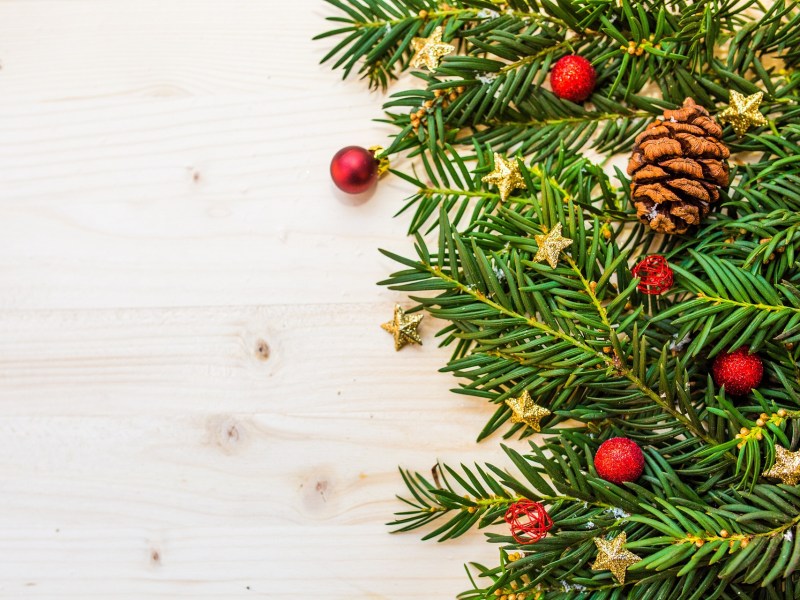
[317,0,800,597]
[654,253,800,357]
[392,440,800,598]
[321,0,800,167]
[315,0,499,89]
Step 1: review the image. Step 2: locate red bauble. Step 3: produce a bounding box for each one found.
[550,55,597,103]
[632,255,674,295]
[504,500,553,544]
[712,346,763,396]
[330,146,379,194]
[594,437,645,484]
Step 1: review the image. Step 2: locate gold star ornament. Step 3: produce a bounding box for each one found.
[592,532,642,584]
[410,26,455,70]
[481,153,527,202]
[505,390,550,432]
[534,223,573,269]
[381,304,423,351]
[762,445,800,485]
[718,90,768,137]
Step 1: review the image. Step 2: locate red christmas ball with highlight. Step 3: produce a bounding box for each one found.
[330,146,379,194]
[550,55,597,103]
[594,437,645,484]
[712,346,763,396]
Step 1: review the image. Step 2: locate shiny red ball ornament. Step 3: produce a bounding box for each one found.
[712,346,763,396]
[594,437,645,484]
[330,146,379,194]
[504,500,553,544]
[632,255,674,295]
[550,55,597,103]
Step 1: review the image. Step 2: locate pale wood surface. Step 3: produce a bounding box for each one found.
[0,2,512,597]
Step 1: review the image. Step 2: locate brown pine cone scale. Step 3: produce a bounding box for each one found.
[628,97,730,234]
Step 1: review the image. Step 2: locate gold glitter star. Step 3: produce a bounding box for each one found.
[481,153,527,202]
[762,445,800,485]
[410,26,455,70]
[534,223,573,269]
[718,90,768,137]
[381,304,423,351]
[505,390,551,432]
[592,532,641,584]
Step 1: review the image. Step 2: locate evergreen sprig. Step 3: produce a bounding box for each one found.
[392,440,800,597]
[317,0,800,596]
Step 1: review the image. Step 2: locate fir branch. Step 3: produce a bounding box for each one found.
[394,437,800,597]
[653,253,800,357]
[381,206,725,446]
[317,0,800,595]
[392,145,627,235]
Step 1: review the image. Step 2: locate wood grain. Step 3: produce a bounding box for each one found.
[0,306,508,596]
[0,3,510,594]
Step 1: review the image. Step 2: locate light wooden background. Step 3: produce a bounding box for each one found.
[0,2,513,597]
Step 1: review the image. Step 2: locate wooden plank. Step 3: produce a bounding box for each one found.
[0,1,335,100]
[0,305,510,595]
[0,304,491,420]
[0,525,495,597]
[0,91,424,310]
[0,1,517,595]
[0,0,421,310]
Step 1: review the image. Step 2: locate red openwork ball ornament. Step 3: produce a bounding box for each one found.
[594,437,645,484]
[550,55,597,103]
[712,346,763,396]
[504,500,553,545]
[632,255,674,295]
[330,146,379,194]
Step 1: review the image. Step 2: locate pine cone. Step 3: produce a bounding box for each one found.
[628,98,730,234]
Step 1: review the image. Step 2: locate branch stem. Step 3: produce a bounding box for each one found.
[422,262,721,448]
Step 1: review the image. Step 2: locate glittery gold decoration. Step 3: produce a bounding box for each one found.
[410,27,455,70]
[369,145,390,177]
[534,223,573,269]
[718,90,768,137]
[381,304,423,351]
[481,153,527,202]
[762,445,800,485]
[591,532,641,584]
[505,390,550,432]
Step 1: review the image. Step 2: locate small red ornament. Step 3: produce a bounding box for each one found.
[330,146,379,194]
[631,255,674,295]
[550,55,597,103]
[594,437,645,484]
[504,500,553,544]
[712,346,763,396]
